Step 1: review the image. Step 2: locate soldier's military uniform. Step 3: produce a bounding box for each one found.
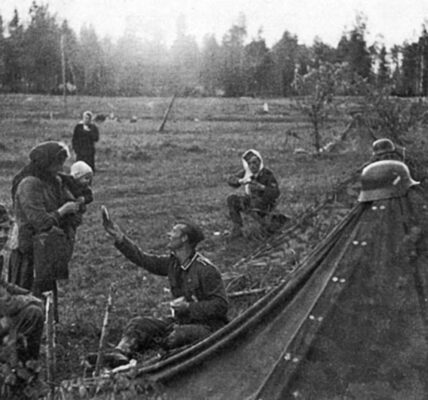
[113,235,228,354]
[0,279,44,361]
[0,204,44,362]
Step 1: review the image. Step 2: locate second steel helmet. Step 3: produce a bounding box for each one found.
[358,160,419,202]
[372,138,406,161]
[372,138,395,156]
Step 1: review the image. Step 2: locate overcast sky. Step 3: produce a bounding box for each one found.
[1,0,427,48]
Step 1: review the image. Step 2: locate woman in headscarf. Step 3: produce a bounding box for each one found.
[226,149,280,238]
[72,111,100,172]
[9,141,80,295]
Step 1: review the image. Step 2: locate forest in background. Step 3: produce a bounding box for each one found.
[1,1,428,98]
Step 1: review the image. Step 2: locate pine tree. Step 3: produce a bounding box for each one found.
[200,34,222,95]
[23,2,62,93]
[219,14,247,97]
[271,31,299,97]
[4,9,25,92]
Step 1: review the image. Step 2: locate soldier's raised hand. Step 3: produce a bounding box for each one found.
[101,206,124,242]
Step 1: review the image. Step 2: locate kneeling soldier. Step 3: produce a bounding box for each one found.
[96,214,229,368]
[0,204,44,363]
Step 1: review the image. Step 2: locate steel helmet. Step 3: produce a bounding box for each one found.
[372,138,406,161]
[358,160,419,202]
[372,138,395,155]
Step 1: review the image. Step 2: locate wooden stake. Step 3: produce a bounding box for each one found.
[158,95,176,132]
[45,292,56,400]
[53,281,59,323]
[94,284,115,376]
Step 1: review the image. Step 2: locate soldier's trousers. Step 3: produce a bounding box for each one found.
[122,316,212,354]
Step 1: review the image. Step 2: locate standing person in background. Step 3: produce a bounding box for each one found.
[9,141,80,296]
[72,111,100,172]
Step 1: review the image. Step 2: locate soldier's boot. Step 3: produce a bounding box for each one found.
[87,336,135,369]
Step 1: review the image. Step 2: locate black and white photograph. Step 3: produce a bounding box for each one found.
[1,0,428,398]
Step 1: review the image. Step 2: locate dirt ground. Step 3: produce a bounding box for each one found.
[0,94,369,382]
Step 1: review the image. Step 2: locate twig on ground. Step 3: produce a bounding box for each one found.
[228,287,271,298]
[94,284,116,377]
[45,291,56,400]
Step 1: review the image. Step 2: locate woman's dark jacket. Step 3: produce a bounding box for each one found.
[228,167,280,207]
[72,123,99,169]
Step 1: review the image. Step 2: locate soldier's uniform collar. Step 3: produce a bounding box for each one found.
[179,252,198,271]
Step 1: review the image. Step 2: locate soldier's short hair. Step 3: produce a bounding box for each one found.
[179,222,205,248]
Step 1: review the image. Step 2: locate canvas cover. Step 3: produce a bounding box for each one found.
[132,184,428,400]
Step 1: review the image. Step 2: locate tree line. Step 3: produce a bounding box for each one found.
[0,2,428,98]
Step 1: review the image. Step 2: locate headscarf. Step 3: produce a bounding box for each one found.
[81,111,93,131]
[70,161,93,179]
[239,149,264,195]
[83,111,93,119]
[11,141,70,201]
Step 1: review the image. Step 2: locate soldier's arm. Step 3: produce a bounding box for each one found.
[4,281,30,295]
[0,281,42,319]
[115,235,170,276]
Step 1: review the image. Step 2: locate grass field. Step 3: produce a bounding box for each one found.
[0,94,372,380]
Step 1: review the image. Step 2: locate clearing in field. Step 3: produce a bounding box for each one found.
[3,94,427,398]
